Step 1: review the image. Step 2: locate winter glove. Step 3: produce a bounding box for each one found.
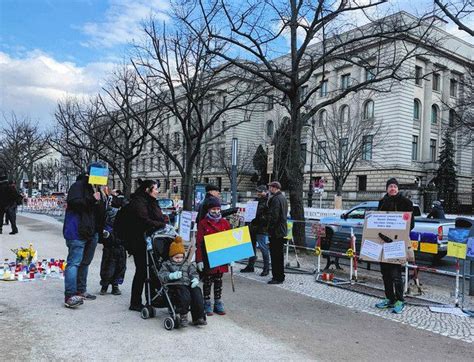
[197,262,204,272]
[168,271,182,280]
[191,278,199,288]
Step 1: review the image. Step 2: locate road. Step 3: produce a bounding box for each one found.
[0,214,472,361]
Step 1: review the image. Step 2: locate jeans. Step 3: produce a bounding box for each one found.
[64,233,99,298]
[256,234,270,270]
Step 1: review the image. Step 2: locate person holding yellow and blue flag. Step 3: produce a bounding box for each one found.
[195,197,231,316]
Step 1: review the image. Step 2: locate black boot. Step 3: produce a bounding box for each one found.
[240,266,254,273]
[260,268,269,277]
[100,285,108,295]
[112,285,121,295]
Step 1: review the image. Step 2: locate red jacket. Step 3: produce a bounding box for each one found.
[196,216,231,274]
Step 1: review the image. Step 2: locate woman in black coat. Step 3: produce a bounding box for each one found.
[128,179,166,311]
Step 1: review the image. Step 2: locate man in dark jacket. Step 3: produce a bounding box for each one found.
[0,175,17,235]
[5,181,22,235]
[266,181,288,284]
[63,163,107,308]
[196,184,221,224]
[241,185,270,275]
[427,201,446,219]
[375,177,414,314]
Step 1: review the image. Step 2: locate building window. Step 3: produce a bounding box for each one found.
[413,99,421,120]
[432,73,440,91]
[449,109,456,127]
[357,175,367,191]
[220,148,225,167]
[174,132,180,149]
[450,79,458,97]
[300,143,307,164]
[317,141,326,163]
[222,95,227,107]
[142,158,146,172]
[412,136,418,161]
[339,138,348,160]
[415,66,423,85]
[208,149,213,167]
[267,95,274,110]
[362,135,373,160]
[222,120,226,131]
[318,110,327,127]
[340,105,350,123]
[266,120,274,138]
[150,157,154,170]
[300,85,308,102]
[365,68,375,81]
[430,139,437,162]
[431,104,439,124]
[320,80,328,97]
[341,74,350,90]
[363,100,374,120]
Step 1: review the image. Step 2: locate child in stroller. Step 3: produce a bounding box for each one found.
[158,237,206,327]
[142,225,206,329]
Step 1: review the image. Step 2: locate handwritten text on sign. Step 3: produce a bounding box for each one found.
[366,213,407,230]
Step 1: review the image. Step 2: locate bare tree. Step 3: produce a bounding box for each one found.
[182,1,437,244]
[132,14,266,210]
[315,99,383,196]
[34,158,62,192]
[0,113,50,194]
[216,144,255,187]
[434,0,473,36]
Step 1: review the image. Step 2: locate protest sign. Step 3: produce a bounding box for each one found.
[360,211,414,264]
[447,228,469,260]
[204,226,254,268]
[88,166,109,185]
[244,201,258,222]
[179,211,193,242]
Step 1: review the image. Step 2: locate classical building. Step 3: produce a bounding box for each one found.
[123,12,472,211]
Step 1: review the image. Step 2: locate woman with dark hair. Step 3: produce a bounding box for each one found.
[127,179,166,311]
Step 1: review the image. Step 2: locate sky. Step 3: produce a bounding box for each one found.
[0,0,472,129]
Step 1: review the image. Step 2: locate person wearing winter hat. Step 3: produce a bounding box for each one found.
[157,236,206,327]
[195,196,231,316]
[195,184,221,224]
[375,177,414,314]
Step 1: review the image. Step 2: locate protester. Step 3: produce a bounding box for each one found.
[196,184,221,224]
[266,181,288,284]
[427,201,446,219]
[0,178,21,235]
[196,197,230,316]
[241,185,270,276]
[99,193,127,296]
[375,177,415,314]
[63,163,107,308]
[157,237,206,327]
[127,179,166,311]
[5,181,23,235]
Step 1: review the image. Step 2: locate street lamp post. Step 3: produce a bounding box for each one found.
[308,117,316,207]
[231,137,238,208]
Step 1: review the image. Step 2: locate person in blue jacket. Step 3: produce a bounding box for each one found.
[63,163,106,308]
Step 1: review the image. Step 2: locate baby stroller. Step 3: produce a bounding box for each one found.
[141,224,183,330]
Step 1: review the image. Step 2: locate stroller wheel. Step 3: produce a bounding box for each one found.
[164,317,175,330]
[141,306,152,319]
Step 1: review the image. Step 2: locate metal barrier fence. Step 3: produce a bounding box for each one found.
[19,197,66,217]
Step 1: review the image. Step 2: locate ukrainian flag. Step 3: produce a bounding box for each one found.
[88,166,109,186]
[204,226,255,268]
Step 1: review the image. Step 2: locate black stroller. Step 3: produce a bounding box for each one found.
[140,224,183,330]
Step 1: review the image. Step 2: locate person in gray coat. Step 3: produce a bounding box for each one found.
[266,181,288,284]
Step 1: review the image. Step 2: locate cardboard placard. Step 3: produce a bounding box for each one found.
[360,211,414,264]
[88,166,109,185]
[179,211,193,242]
[243,201,258,222]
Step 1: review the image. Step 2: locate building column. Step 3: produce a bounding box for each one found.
[421,61,433,161]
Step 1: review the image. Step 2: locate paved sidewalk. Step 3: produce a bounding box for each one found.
[1,214,472,361]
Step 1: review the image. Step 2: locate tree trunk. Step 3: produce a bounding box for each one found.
[124,160,132,198]
[287,101,306,246]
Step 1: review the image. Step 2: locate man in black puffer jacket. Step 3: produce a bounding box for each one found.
[0,175,17,234]
[375,178,414,314]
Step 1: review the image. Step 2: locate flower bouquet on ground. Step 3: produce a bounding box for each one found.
[11,244,37,266]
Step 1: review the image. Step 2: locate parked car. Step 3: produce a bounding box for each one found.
[319,201,455,261]
[157,198,177,225]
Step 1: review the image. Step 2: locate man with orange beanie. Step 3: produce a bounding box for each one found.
[157,237,206,327]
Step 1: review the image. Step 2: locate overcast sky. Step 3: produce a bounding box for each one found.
[0,0,472,130]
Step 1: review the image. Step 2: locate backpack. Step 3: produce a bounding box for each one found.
[113,202,134,252]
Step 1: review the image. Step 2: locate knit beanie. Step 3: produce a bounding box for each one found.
[386,178,399,189]
[207,196,221,209]
[169,236,185,258]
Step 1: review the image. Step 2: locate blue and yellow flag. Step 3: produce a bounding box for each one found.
[204,226,254,268]
[88,166,109,186]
